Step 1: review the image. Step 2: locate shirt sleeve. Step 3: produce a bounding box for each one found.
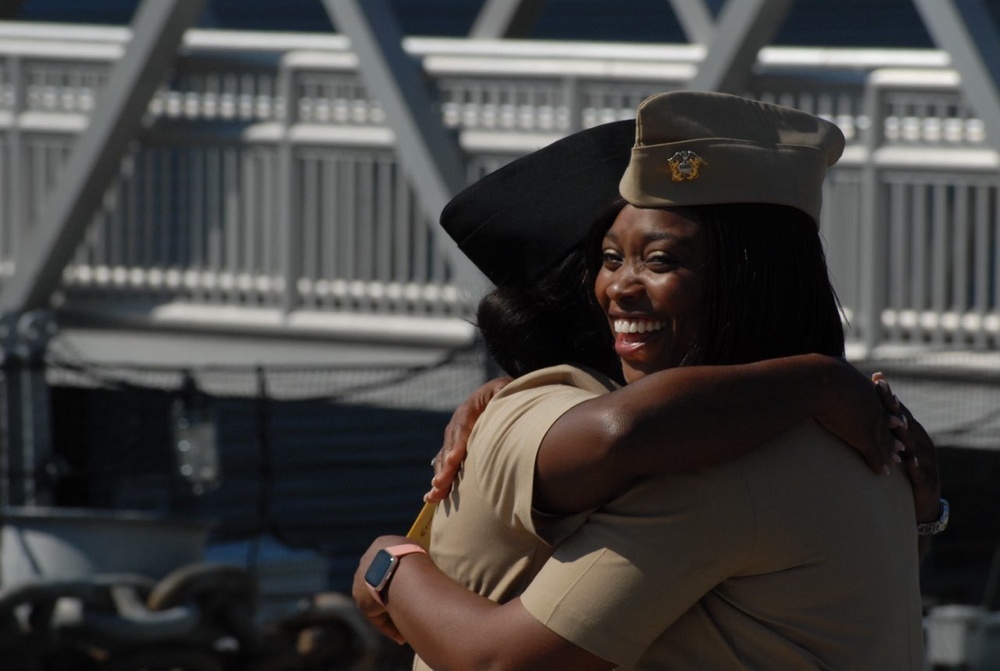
[466,365,616,545]
[468,379,602,545]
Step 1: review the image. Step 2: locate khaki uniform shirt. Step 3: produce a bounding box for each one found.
[428,365,616,602]
[521,421,925,669]
[418,365,924,669]
[414,365,615,671]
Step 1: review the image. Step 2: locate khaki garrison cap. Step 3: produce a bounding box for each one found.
[619,91,846,226]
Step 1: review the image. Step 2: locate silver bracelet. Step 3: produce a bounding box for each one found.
[917,498,949,536]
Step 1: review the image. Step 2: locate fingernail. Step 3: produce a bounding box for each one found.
[913,457,919,468]
[894,439,906,453]
[888,415,904,428]
[893,453,902,464]
[901,414,908,429]
[882,464,891,476]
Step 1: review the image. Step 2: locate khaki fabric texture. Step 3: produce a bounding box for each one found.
[619,91,845,225]
[413,365,617,671]
[520,421,925,670]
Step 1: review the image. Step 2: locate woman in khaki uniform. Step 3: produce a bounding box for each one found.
[354,92,942,670]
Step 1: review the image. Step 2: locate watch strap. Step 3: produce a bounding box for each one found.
[917,498,949,536]
[366,543,428,606]
[385,543,428,559]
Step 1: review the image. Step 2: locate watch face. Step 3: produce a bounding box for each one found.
[364,549,396,591]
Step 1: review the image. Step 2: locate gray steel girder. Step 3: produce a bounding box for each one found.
[470,0,547,38]
[0,0,206,313]
[667,0,716,44]
[913,0,1000,150]
[688,0,795,94]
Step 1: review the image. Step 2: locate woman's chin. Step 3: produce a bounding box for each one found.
[619,356,659,382]
[617,346,684,381]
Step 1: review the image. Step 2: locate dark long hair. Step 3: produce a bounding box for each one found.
[584,201,845,367]
[692,203,845,364]
[476,201,626,382]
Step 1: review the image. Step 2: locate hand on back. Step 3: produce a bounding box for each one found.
[872,372,941,523]
[813,360,906,474]
[425,376,512,502]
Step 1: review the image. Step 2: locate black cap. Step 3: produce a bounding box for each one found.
[440,120,635,285]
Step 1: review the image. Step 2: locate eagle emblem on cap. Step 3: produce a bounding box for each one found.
[667,151,706,181]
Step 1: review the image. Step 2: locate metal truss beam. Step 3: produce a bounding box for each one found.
[0,0,203,508]
[470,0,547,39]
[688,0,794,94]
[912,0,1000,149]
[322,0,484,290]
[667,0,716,44]
[0,0,205,313]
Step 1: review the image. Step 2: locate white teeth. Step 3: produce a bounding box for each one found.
[614,319,664,334]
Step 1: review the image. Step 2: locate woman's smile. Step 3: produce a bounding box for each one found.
[611,317,666,359]
[613,318,665,335]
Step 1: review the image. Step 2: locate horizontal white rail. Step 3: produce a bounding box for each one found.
[0,22,995,351]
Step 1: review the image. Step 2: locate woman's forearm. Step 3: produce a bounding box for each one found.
[355,537,610,671]
[534,353,890,514]
[388,553,509,670]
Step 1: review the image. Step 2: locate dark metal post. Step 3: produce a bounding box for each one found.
[0,310,57,506]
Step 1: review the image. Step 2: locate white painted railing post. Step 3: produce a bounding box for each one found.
[859,71,889,355]
[5,56,24,270]
[278,55,300,314]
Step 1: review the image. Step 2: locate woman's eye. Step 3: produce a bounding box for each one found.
[645,252,676,269]
[602,250,622,268]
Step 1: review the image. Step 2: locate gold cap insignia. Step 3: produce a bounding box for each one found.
[667,150,706,181]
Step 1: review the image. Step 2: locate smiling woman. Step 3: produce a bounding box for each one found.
[353,91,942,670]
[587,199,851,382]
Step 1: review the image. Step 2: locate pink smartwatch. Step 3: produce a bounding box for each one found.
[363,543,427,606]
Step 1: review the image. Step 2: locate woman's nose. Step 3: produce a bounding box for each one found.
[606,266,644,302]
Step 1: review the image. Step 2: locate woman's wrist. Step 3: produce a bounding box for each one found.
[915,492,944,521]
[916,498,949,535]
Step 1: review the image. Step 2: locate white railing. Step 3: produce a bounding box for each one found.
[0,22,996,351]
[827,68,999,351]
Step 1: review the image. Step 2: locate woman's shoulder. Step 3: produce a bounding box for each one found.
[495,364,621,399]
